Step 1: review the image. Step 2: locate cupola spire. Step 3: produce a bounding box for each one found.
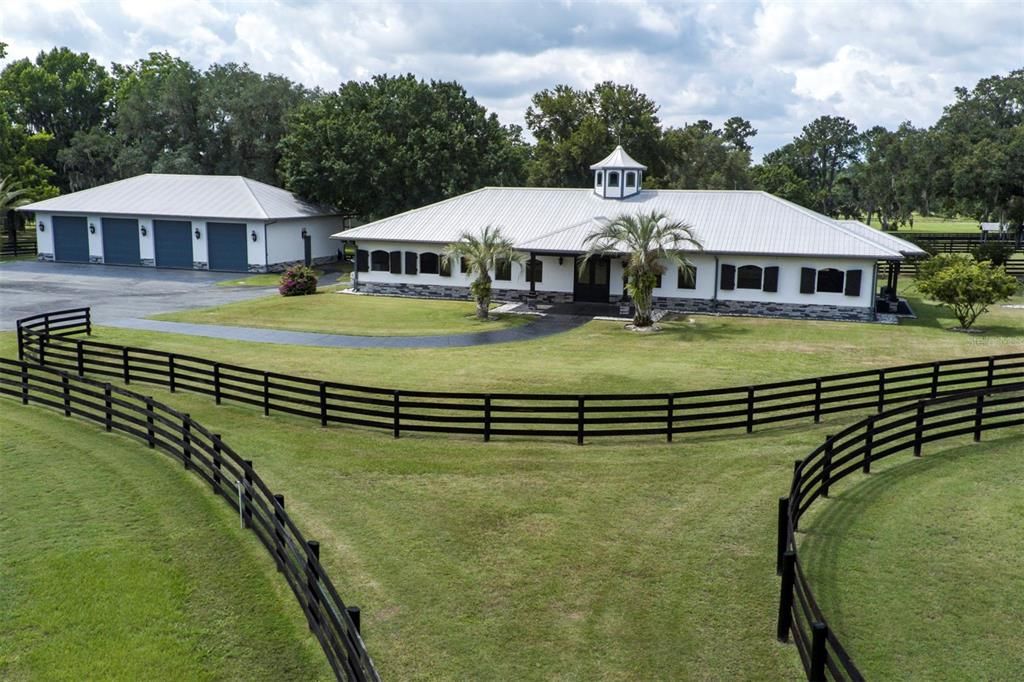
[590,145,646,199]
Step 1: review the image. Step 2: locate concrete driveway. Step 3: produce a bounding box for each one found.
[0,261,274,331]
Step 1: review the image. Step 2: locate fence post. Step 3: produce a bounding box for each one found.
[863,416,873,474]
[76,339,85,376]
[213,363,221,404]
[666,394,674,443]
[346,606,361,634]
[145,396,155,448]
[61,375,71,416]
[263,372,270,416]
[16,323,24,362]
[577,396,585,445]
[242,460,254,528]
[273,493,286,572]
[792,460,802,532]
[392,390,400,438]
[931,362,939,397]
[168,355,176,393]
[813,378,821,424]
[20,364,29,405]
[306,540,322,631]
[85,308,92,336]
[211,433,223,495]
[104,384,112,431]
[38,336,45,367]
[319,382,328,427]
[122,347,130,385]
[776,550,796,642]
[483,395,491,442]
[986,356,994,388]
[746,386,755,433]
[181,414,191,470]
[914,401,924,457]
[877,369,885,413]
[821,436,833,498]
[974,393,984,442]
[776,497,789,575]
[809,621,828,681]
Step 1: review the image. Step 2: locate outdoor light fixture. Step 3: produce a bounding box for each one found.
[140,226,148,236]
[250,230,258,242]
[558,256,564,265]
[194,228,202,240]
[301,228,309,238]
[89,224,96,234]
[37,221,45,232]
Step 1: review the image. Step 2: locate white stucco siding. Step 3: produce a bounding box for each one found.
[353,241,576,293]
[34,212,54,255]
[713,255,874,308]
[267,216,344,266]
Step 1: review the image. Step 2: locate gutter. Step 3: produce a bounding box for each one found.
[712,255,720,312]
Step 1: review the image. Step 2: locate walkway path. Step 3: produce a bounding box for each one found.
[107,313,589,348]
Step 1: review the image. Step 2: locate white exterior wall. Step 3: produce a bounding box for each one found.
[266,215,345,266]
[353,241,576,293]
[34,212,54,255]
[247,221,266,268]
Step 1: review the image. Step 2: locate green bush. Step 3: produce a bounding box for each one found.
[278,265,318,297]
[916,254,1020,329]
[971,241,1014,266]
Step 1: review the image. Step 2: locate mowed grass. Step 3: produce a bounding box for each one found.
[0,406,331,681]
[154,289,529,337]
[888,214,982,233]
[800,427,1024,679]
[97,288,1024,395]
[215,269,325,287]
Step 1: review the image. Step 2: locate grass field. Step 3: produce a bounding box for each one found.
[884,214,981,233]
[0,406,331,681]
[800,428,1024,679]
[215,269,325,287]
[154,289,529,337]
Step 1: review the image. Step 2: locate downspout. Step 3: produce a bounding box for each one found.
[352,240,359,290]
[712,255,720,313]
[870,261,879,320]
[263,220,274,272]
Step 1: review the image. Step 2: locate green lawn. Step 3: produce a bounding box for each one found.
[215,269,324,287]
[153,290,530,337]
[122,288,1024,395]
[0,406,331,681]
[800,427,1024,680]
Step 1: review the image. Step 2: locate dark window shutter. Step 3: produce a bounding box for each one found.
[389,250,402,274]
[460,256,469,273]
[677,266,696,289]
[845,269,862,296]
[800,267,815,294]
[405,251,418,275]
[357,249,368,273]
[654,273,662,288]
[720,264,735,290]
[763,266,779,293]
[440,257,451,277]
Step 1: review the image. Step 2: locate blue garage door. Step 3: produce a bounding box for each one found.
[53,216,90,262]
[101,217,140,265]
[154,220,193,269]
[207,222,248,272]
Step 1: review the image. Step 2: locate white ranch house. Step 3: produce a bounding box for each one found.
[334,146,926,322]
[21,174,345,273]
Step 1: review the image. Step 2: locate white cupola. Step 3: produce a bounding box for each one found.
[590,145,647,199]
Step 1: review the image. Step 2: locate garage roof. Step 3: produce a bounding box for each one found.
[19,174,337,221]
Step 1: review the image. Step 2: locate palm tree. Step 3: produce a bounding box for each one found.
[444,225,524,320]
[581,210,702,328]
[0,176,32,246]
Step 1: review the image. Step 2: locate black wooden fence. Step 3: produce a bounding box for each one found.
[17,308,1024,444]
[0,356,380,682]
[776,384,1024,680]
[890,231,1023,253]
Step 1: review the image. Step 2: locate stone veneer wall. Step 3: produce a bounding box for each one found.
[357,281,573,304]
[651,296,874,322]
[266,254,338,273]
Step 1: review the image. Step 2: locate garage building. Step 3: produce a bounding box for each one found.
[20,174,346,272]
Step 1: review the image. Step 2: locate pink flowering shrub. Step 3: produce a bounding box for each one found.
[278,265,318,296]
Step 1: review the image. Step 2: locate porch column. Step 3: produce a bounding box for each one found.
[529,252,537,295]
[891,261,901,299]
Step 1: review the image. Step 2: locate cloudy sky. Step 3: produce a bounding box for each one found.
[1,0,1021,157]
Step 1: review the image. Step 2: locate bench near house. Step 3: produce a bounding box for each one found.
[20,174,345,273]
[334,147,926,322]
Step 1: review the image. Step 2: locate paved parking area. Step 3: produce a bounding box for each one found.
[0,261,272,331]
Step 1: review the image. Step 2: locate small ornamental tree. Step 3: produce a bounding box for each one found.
[915,254,1020,330]
[443,225,523,320]
[278,265,318,296]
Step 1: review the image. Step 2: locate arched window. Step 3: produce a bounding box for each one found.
[607,171,620,187]
[526,258,543,283]
[595,171,604,186]
[420,252,439,274]
[736,265,763,289]
[625,171,636,188]
[370,250,389,271]
[495,258,512,281]
[816,268,844,293]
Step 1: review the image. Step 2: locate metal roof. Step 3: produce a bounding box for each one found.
[19,174,336,221]
[589,145,647,170]
[334,188,909,259]
[836,220,929,257]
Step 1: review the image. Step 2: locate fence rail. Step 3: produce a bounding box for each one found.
[877,259,1024,279]
[776,384,1024,680]
[0,356,380,682]
[889,231,1023,252]
[1,228,37,257]
[17,308,1024,444]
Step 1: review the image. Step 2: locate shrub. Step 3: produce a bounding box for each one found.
[971,241,1014,267]
[278,265,318,297]
[916,254,1020,329]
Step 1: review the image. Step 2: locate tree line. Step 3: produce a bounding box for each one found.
[2,42,1021,228]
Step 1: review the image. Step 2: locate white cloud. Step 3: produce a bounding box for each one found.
[1,0,1021,159]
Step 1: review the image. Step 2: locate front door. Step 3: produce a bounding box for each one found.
[573,256,611,302]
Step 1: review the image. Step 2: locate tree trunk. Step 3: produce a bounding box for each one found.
[477,297,490,320]
[631,283,654,327]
